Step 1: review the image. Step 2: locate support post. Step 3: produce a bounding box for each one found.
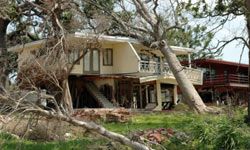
[188,53,191,68]
[139,85,142,109]
[173,85,178,105]
[153,80,162,111]
[145,85,149,104]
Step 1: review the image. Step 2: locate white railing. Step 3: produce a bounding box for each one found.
[162,63,173,76]
[183,67,203,85]
[139,61,161,74]
[139,61,203,85]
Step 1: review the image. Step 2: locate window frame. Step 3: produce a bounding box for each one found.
[103,48,113,66]
[69,49,80,65]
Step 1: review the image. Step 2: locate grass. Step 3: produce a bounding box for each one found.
[1,138,97,150]
[1,106,250,149]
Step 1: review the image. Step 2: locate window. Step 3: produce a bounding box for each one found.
[69,49,80,64]
[93,49,99,71]
[83,48,100,73]
[84,51,90,71]
[103,48,113,66]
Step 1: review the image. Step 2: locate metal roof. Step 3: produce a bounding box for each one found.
[193,59,248,68]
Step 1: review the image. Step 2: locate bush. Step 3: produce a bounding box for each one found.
[214,123,240,150]
[192,122,214,149]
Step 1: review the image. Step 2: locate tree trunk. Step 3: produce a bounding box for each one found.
[0,18,9,88]
[159,40,214,113]
[62,78,73,114]
[23,109,151,150]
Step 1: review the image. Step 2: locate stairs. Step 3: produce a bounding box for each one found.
[85,81,115,108]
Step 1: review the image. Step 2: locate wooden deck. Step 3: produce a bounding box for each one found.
[203,74,249,87]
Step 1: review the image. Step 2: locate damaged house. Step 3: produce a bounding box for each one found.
[8,33,203,111]
[189,59,249,105]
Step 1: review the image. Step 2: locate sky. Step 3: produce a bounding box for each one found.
[214,16,249,64]
[185,0,249,64]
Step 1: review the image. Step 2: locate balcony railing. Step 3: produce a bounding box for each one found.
[139,61,203,85]
[204,74,248,85]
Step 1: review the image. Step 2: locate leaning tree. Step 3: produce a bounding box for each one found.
[84,0,218,113]
[181,0,250,121]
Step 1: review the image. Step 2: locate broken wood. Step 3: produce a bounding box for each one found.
[73,108,131,123]
[27,109,149,150]
[0,89,150,150]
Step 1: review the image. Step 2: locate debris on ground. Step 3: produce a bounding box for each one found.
[0,115,10,129]
[72,108,131,123]
[131,128,182,144]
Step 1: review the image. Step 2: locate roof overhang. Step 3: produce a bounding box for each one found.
[8,32,195,55]
[193,59,249,68]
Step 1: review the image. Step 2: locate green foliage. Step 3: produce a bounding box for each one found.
[0,138,95,150]
[167,25,213,49]
[166,25,216,59]
[1,108,250,149]
[61,11,73,24]
[184,0,245,17]
[0,1,19,20]
[0,132,19,141]
[214,0,245,15]
[82,0,116,19]
[177,0,248,59]
[215,123,240,150]
[192,122,214,149]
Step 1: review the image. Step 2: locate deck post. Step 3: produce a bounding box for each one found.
[145,85,149,104]
[139,85,143,109]
[188,53,191,68]
[153,80,162,111]
[173,85,178,105]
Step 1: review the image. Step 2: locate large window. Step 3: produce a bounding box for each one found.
[93,49,99,71]
[103,48,113,66]
[69,49,80,64]
[84,51,90,71]
[83,48,100,73]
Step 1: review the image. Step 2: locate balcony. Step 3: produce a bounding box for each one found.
[139,61,203,85]
[204,74,249,87]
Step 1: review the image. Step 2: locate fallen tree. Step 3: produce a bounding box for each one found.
[0,88,150,150]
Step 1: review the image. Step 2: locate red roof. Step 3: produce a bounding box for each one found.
[192,59,248,68]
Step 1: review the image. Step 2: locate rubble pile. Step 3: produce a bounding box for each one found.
[132,128,176,144]
[72,108,131,123]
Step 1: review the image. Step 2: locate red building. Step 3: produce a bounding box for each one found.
[189,59,249,105]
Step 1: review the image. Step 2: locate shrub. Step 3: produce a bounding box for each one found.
[214,123,240,150]
[192,122,214,149]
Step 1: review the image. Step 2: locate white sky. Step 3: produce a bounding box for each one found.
[184,0,249,64]
[214,16,249,64]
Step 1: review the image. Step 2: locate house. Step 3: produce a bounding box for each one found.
[8,33,203,110]
[188,59,248,105]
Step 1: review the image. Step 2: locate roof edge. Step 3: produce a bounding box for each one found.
[8,33,195,54]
